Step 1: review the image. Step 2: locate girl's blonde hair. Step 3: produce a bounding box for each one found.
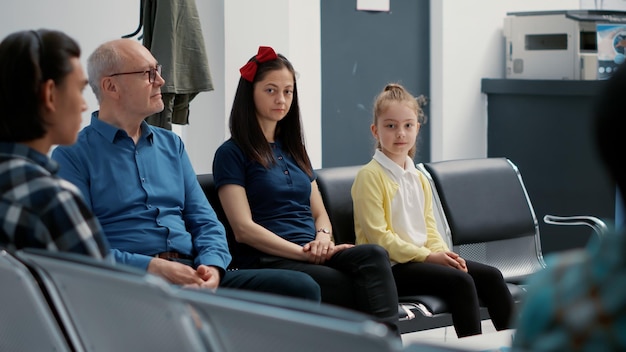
[372,83,428,158]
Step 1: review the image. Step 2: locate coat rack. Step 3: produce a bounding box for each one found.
[122,0,144,38]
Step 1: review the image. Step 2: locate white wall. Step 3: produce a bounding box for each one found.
[430,0,580,162]
[182,0,321,174]
[179,0,225,175]
[226,1,320,171]
[0,0,320,175]
[1,0,139,131]
[1,1,597,171]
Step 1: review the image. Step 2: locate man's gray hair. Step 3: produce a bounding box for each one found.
[87,42,123,102]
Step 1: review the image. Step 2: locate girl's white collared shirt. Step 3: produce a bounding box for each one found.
[372,149,428,249]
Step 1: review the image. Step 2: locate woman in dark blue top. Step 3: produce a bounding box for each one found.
[213,46,400,335]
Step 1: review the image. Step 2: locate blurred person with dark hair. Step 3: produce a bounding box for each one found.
[0,29,109,258]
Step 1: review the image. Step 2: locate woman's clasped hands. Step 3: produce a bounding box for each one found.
[302,237,353,264]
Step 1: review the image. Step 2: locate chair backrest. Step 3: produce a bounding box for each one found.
[197,173,233,245]
[197,173,260,268]
[0,249,72,352]
[13,249,215,352]
[316,166,363,244]
[176,287,402,352]
[316,165,448,246]
[202,167,368,246]
[418,157,546,283]
[197,173,227,227]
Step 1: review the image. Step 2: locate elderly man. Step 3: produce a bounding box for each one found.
[52,38,320,300]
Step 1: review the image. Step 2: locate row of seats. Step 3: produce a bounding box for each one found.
[2,247,427,351]
[316,157,607,333]
[1,157,605,350]
[197,157,608,334]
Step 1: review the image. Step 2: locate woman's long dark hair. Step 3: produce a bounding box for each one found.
[0,29,80,142]
[229,53,312,177]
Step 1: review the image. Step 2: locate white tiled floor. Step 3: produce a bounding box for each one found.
[401,319,498,347]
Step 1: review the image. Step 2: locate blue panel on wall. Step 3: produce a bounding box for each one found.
[320,0,430,167]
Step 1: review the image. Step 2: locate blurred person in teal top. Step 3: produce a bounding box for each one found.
[512,61,626,351]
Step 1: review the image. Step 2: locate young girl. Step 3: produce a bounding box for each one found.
[212,46,400,335]
[351,83,514,337]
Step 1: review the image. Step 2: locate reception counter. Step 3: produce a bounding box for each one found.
[482,79,614,254]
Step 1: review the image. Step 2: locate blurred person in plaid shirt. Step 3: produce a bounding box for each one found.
[0,29,109,259]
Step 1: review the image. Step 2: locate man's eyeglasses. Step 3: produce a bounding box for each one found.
[108,64,162,83]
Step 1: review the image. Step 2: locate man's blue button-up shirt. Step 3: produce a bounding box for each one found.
[52,112,231,271]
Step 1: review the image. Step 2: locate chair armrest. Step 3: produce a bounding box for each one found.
[543,214,608,238]
[400,302,433,318]
[399,304,416,321]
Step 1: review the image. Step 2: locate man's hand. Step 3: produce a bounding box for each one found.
[147,259,222,289]
[191,265,221,290]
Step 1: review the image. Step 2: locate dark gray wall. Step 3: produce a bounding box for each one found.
[320,0,430,167]
[483,79,615,254]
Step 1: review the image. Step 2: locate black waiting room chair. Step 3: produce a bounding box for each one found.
[316,165,455,333]
[417,157,607,289]
[0,249,72,351]
[315,158,608,334]
[12,247,407,352]
[13,248,214,352]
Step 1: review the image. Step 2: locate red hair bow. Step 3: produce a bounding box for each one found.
[239,46,278,82]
